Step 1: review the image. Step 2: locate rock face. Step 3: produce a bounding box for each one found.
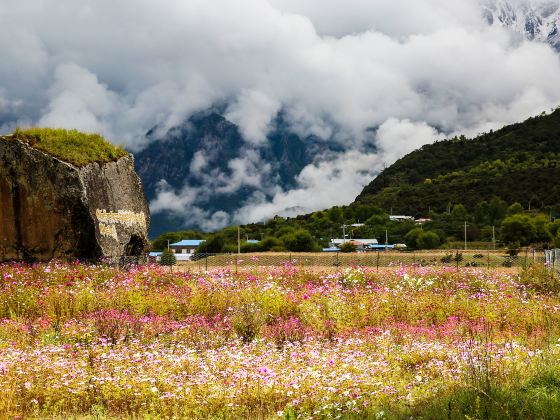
[0,136,150,261]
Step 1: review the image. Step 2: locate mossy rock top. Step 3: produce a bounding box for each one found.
[4,128,128,167]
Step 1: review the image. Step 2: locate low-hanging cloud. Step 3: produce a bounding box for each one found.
[1,0,560,229]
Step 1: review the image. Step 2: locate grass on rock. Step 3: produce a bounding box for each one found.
[10,127,127,167]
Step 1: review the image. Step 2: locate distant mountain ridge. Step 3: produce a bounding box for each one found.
[134,112,343,237]
[483,0,560,50]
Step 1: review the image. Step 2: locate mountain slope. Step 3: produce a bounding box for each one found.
[354,108,560,215]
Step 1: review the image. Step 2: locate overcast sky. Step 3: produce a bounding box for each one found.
[2,0,560,229]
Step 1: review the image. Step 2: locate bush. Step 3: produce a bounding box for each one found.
[280,229,317,252]
[159,249,176,266]
[416,231,440,249]
[441,252,463,263]
[502,258,514,267]
[339,242,357,253]
[405,228,423,249]
[260,237,282,251]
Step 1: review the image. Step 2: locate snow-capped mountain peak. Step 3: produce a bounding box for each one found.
[482,0,560,49]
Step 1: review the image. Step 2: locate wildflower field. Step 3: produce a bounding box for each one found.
[1,262,560,419]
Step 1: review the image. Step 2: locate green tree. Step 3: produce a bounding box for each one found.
[281,229,317,252]
[240,242,262,253]
[548,219,560,238]
[534,214,553,244]
[365,214,389,226]
[151,230,205,251]
[327,207,344,224]
[507,202,524,216]
[474,201,490,224]
[451,204,468,221]
[555,230,560,248]
[416,231,440,249]
[353,204,384,223]
[500,214,536,247]
[404,228,423,249]
[196,234,225,254]
[488,197,508,225]
[259,237,283,251]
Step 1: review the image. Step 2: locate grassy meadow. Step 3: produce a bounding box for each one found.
[0,262,560,418]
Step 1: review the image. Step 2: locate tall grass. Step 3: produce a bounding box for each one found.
[11,127,127,167]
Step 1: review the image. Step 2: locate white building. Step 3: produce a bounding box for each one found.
[389,215,414,222]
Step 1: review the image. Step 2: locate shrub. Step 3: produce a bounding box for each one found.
[339,242,357,253]
[159,249,176,266]
[416,231,440,249]
[280,229,317,252]
[502,258,514,267]
[260,237,283,251]
[405,228,423,249]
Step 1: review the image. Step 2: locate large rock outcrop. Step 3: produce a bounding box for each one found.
[0,135,150,261]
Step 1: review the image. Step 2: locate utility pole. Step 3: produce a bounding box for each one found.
[492,225,496,250]
[464,221,467,250]
[237,226,240,254]
[167,240,170,251]
[342,224,347,244]
[385,229,388,245]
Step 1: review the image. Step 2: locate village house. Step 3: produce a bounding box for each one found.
[389,215,415,222]
[170,239,205,255]
[148,239,206,263]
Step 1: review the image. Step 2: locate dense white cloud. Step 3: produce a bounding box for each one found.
[233,150,384,224]
[1,0,560,229]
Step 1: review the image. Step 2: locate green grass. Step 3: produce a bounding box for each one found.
[406,366,560,419]
[10,128,127,167]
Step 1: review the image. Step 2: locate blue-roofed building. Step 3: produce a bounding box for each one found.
[246,239,260,244]
[322,247,341,252]
[170,239,205,258]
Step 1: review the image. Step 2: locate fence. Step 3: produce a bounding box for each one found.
[173,249,545,272]
[103,255,149,268]
[545,249,560,275]
[21,249,545,272]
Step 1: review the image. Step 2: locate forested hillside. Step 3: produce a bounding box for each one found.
[354,109,560,215]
